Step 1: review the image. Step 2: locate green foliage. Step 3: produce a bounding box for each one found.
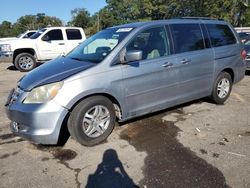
[0,21,12,37]
[68,8,91,29]
[96,0,250,28]
[0,1,249,38]
[0,14,63,37]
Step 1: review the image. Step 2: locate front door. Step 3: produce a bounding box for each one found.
[38,29,66,60]
[121,26,179,118]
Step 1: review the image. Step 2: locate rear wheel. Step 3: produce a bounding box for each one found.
[211,72,232,104]
[68,96,116,146]
[14,53,36,72]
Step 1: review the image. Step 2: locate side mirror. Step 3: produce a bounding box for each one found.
[124,50,142,63]
[42,35,50,41]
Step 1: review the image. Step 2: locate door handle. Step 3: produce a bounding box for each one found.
[58,43,65,45]
[162,62,173,68]
[181,59,191,64]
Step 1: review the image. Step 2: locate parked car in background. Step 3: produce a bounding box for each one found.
[0,27,86,71]
[5,18,246,146]
[244,39,250,69]
[0,30,37,42]
[238,32,250,43]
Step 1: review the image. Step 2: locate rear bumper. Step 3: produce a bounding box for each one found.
[0,51,13,62]
[246,58,250,69]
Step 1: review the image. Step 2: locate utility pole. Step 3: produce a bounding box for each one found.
[97,13,100,32]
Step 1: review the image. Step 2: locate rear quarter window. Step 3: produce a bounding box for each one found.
[206,24,237,47]
[66,29,82,40]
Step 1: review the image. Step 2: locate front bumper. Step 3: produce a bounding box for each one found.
[5,89,69,145]
[0,51,13,62]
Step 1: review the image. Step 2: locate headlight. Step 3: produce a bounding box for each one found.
[23,82,63,104]
[0,44,11,52]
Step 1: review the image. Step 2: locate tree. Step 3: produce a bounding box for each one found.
[0,21,13,37]
[68,8,91,29]
[0,14,63,37]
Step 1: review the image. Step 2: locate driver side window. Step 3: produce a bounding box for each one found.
[127,26,170,60]
[44,29,63,41]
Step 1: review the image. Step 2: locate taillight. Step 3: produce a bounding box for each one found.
[241,49,247,60]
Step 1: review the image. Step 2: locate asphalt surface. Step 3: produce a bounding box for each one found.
[0,63,249,188]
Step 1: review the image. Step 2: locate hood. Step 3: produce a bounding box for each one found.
[0,37,17,42]
[0,38,34,49]
[19,56,96,91]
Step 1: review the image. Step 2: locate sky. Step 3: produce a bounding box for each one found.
[0,0,107,24]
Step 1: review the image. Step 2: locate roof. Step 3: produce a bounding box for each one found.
[108,17,227,29]
[43,26,83,30]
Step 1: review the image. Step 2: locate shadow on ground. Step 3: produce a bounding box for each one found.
[7,65,18,71]
[7,63,43,71]
[120,110,229,188]
[86,149,139,188]
[245,70,250,76]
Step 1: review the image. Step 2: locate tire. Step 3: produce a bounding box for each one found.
[211,72,232,104]
[14,53,37,72]
[68,96,116,146]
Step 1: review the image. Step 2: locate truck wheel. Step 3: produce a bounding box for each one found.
[211,72,232,104]
[14,53,37,72]
[68,96,116,146]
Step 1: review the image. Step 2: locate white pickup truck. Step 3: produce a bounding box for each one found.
[0,30,37,42]
[0,27,86,71]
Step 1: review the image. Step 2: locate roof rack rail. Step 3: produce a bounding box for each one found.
[176,17,224,21]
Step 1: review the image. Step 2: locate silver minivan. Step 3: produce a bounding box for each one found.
[5,18,246,146]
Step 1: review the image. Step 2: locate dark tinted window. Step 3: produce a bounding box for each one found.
[27,32,36,37]
[45,29,63,40]
[66,29,82,40]
[127,26,170,60]
[206,24,236,47]
[30,29,47,39]
[201,24,211,48]
[171,24,205,53]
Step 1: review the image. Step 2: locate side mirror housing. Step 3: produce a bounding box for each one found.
[124,50,142,63]
[42,35,50,41]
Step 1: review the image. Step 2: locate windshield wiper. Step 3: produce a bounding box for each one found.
[70,57,83,61]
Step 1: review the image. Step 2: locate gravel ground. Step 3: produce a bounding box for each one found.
[0,62,249,188]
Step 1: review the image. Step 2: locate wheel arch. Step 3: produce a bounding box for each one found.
[68,93,123,120]
[221,68,234,83]
[13,48,36,62]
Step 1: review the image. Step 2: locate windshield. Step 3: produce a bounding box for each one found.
[17,33,24,38]
[30,29,47,39]
[67,27,134,63]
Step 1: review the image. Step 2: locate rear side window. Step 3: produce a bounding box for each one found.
[66,29,82,40]
[45,29,63,40]
[206,24,236,47]
[170,24,205,53]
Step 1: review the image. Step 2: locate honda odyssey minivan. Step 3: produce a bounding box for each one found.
[5,18,246,146]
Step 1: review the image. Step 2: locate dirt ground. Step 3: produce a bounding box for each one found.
[0,62,249,188]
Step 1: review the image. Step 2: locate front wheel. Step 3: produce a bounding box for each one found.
[68,96,116,146]
[14,53,37,72]
[211,72,232,104]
